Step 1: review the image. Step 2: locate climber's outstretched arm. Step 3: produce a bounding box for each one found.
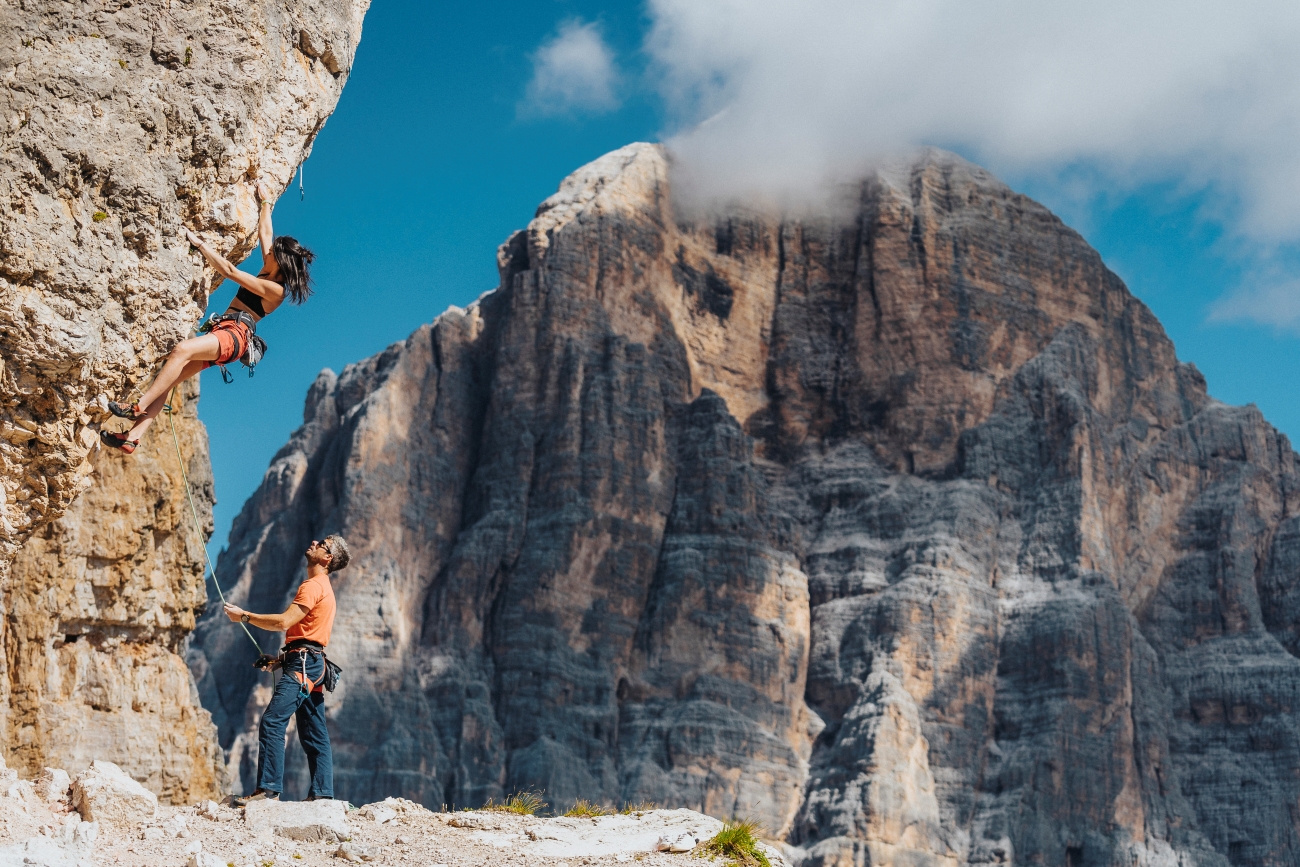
[256,180,275,262]
[183,226,285,305]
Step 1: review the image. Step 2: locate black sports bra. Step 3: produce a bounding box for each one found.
[234,281,278,318]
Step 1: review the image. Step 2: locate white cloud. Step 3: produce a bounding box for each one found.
[522,20,620,118]
[1210,274,1300,331]
[644,0,1300,246]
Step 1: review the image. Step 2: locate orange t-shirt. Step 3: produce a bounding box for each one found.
[285,573,336,648]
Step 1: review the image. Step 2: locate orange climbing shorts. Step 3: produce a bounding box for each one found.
[203,319,250,368]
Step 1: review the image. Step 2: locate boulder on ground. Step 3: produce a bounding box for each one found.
[35,769,70,804]
[71,761,157,825]
[243,798,350,842]
[335,840,382,862]
[196,800,233,822]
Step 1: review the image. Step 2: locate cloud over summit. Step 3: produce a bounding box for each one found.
[644,0,1300,245]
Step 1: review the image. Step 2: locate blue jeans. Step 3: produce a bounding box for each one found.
[256,650,333,798]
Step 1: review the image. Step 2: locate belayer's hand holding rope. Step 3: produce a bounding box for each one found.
[101,179,315,454]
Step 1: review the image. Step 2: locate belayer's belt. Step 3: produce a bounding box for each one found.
[276,640,341,693]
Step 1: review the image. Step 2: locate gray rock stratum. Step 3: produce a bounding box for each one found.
[191,143,1300,867]
[0,0,369,794]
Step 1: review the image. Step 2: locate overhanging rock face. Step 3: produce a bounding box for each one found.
[194,143,1300,867]
[0,0,370,580]
[0,0,370,795]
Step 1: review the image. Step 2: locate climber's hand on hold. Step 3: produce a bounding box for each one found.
[254,654,280,671]
[183,227,202,249]
[255,180,272,202]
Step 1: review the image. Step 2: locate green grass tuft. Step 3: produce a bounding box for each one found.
[565,799,613,818]
[484,791,547,815]
[695,820,771,867]
[621,801,659,814]
[92,211,108,222]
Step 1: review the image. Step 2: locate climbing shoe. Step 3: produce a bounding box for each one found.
[232,790,280,808]
[99,430,139,455]
[108,400,144,420]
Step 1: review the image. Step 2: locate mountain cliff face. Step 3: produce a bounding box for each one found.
[191,143,1300,867]
[0,0,369,791]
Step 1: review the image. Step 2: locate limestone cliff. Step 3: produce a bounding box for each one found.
[0,0,369,576]
[10,379,223,802]
[192,143,1300,867]
[0,0,369,798]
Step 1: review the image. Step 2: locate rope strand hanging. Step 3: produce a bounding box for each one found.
[164,385,264,656]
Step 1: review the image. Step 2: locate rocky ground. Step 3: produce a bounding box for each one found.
[0,759,779,867]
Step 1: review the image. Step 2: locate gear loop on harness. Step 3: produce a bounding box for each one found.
[198,310,267,381]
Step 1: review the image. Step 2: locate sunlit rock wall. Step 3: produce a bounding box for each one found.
[0,0,370,797]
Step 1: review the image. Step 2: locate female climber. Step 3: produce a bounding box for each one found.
[101,181,314,454]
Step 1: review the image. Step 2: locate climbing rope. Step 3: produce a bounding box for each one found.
[163,385,264,656]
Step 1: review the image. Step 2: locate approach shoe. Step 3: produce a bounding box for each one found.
[107,400,144,420]
[99,430,139,455]
[232,790,280,808]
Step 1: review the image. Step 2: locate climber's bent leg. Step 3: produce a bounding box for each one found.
[124,360,206,442]
[129,333,221,416]
[254,668,307,797]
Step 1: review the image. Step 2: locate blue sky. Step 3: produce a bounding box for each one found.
[200,1,1300,557]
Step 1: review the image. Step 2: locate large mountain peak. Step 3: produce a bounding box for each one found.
[193,144,1296,867]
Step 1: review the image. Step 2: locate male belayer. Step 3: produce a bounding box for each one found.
[222,536,349,804]
[101,180,315,453]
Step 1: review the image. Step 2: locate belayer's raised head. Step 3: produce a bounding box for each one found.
[305,535,350,574]
[269,235,315,304]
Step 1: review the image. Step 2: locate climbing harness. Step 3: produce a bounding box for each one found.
[163,386,264,657]
[197,311,269,383]
[281,640,342,695]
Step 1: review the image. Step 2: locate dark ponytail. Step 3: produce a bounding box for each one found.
[271,236,315,304]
